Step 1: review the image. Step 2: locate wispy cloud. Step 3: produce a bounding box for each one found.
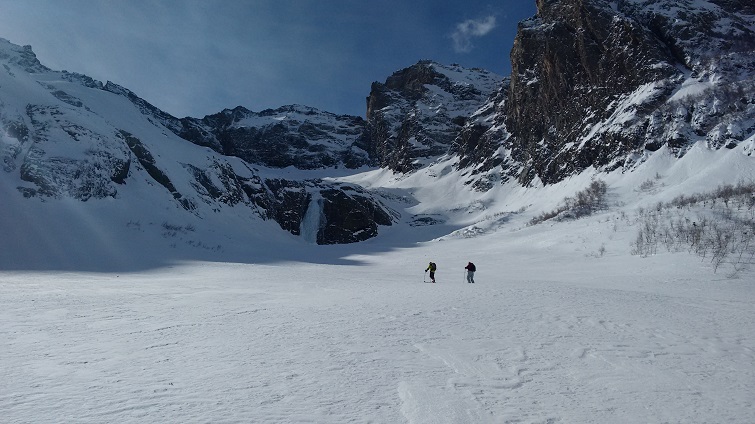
[451,15,497,53]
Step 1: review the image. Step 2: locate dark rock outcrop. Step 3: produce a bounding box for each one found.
[364,61,503,173]
[505,0,680,184]
[246,179,395,244]
[451,82,513,191]
[318,185,394,244]
[176,105,370,170]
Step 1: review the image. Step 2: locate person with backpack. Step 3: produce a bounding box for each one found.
[425,261,437,283]
[464,262,476,283]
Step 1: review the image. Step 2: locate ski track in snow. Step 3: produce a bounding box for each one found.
[1,258,753,424]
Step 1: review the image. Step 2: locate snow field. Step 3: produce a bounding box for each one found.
[2,215,754,424]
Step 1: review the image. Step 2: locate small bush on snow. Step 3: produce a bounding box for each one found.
[529,180,608,226]
[632,181,755,275]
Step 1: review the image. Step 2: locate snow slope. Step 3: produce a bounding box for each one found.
[2,141,754,423]
[1,215,752,423]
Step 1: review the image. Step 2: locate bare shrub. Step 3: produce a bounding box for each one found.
[638,175,663,192]
[631,181,755,275]
[529,180,608,225]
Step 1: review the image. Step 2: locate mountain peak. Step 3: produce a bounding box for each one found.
[0,37,49,74]
[364,61,503,173]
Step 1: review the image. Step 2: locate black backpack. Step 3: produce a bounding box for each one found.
[467,262,476,272]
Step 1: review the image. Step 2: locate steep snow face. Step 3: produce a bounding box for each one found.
[613,0,755,151]
[0,38,49,74]
[364,61,503,173]
[0,41,261,211]
[450,80,513,191]
[0,38,393,248]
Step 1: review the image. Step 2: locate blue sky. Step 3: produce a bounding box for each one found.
[0,0,536,118]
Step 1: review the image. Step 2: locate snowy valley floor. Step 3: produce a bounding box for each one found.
[2,216,754,424]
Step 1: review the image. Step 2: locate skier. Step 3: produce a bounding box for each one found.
[425,261,437,283]
[465,262,476,283]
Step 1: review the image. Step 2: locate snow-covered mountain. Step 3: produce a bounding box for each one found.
[1,0,754,268]
[1,3,755,421]
[0,38,397,251]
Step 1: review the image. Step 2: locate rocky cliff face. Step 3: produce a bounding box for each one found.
[499,0,754,185]
[245,178,394,245]
[177,105,370,170]
[364,1,753,191]
[364,61,502,173]
[450,81,513,191]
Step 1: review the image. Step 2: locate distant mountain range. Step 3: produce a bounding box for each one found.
[1,0,753,248]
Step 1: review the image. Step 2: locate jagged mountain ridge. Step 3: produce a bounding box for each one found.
[176,104,370,170]
[1,0,753,248]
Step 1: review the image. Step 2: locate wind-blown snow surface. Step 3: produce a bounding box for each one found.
[2,225,753,423]
[2,142,755,423]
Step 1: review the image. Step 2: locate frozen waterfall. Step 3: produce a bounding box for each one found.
[300,197,323,244]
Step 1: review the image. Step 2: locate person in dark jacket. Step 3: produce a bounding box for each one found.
[465,262,476,283]
[425,262,437,283]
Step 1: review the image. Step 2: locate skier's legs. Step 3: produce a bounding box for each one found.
[467,271,475,283]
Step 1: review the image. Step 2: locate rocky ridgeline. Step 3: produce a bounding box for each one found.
[176,105,371,170]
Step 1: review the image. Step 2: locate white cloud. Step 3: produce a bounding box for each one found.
[451,15,497,53]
